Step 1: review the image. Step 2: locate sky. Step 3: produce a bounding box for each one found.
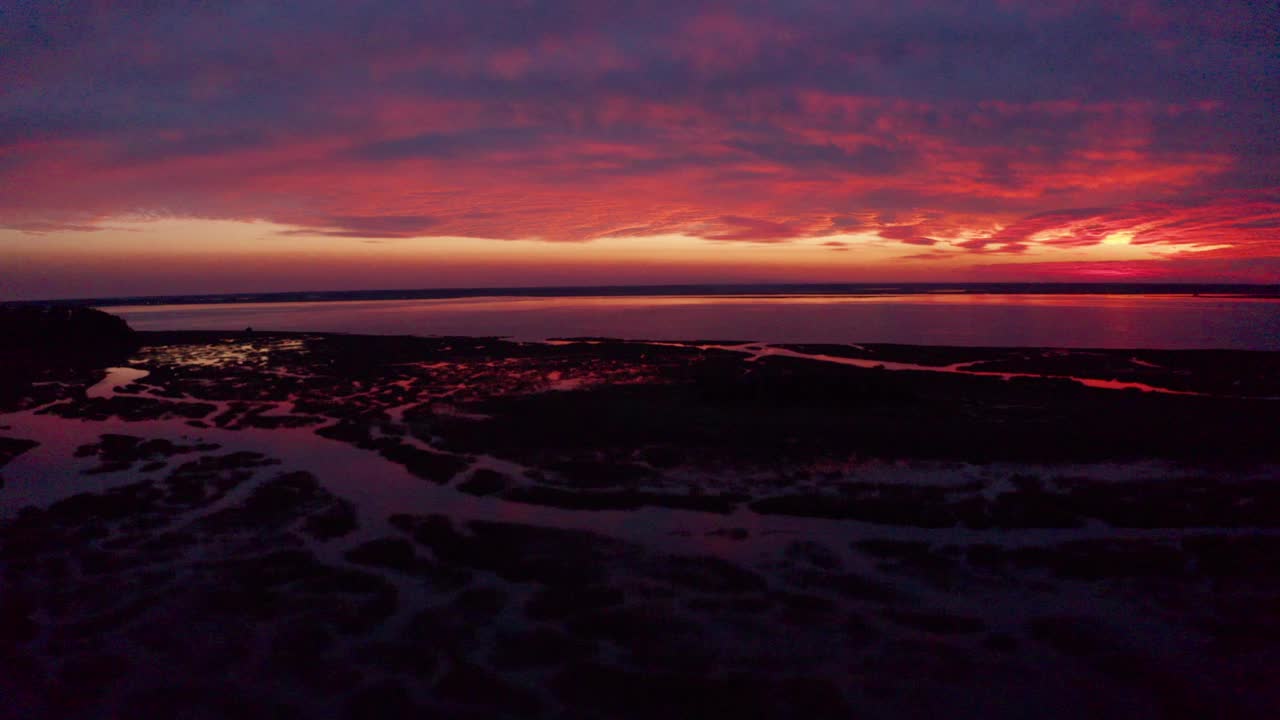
[2,1,1278,299]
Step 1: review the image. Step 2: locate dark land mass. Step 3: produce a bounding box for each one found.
[0,307,139,412]
[2,322,1279,718]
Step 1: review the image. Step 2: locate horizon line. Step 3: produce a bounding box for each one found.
[7,281,1280,308]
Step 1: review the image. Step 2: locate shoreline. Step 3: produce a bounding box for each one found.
[136,329,1280,399]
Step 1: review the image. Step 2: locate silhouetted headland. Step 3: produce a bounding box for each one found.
[0,306,139,409]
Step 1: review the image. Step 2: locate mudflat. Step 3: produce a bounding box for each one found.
[3,329,1278,719]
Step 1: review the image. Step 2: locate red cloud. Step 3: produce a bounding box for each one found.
[2,1,1277,284]
[877,224,939,246]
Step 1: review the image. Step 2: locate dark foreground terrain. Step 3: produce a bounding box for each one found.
[2,322,1279,719]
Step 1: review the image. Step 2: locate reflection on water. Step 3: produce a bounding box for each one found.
[723,344,1208,397]
[85,366,149,398]
[109,294,1280,350]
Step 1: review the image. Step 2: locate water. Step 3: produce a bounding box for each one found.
[107,293,1280,350]
[11,293,1280,718]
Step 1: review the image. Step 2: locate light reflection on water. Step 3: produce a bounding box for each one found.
[5,409,1266,559]
[108,294,1280,350]
[725,345,1209,396]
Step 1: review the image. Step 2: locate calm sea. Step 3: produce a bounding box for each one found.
[105,294,1280,350]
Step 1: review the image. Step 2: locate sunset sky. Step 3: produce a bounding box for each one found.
[3,1,1278,299]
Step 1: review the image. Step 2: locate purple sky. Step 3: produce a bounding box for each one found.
[2,1,1278,298]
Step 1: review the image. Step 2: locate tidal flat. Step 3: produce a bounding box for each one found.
[2,329,1279,719]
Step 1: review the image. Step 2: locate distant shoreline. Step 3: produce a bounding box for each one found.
[7,282,1280,308]
[133,329,1280,357]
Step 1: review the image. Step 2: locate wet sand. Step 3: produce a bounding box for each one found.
[2,331,1279,719]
